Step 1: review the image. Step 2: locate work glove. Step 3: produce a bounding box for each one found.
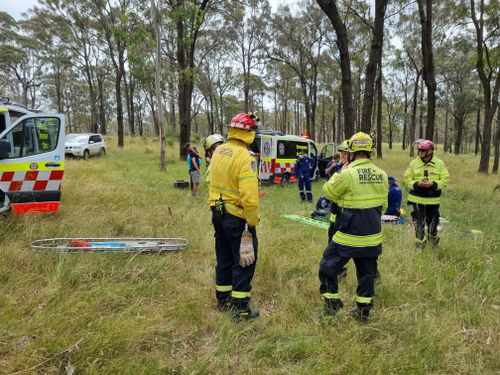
[239,230,255,267]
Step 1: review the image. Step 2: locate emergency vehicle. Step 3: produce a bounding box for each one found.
[0,97,65,215]
[255,131,336,183]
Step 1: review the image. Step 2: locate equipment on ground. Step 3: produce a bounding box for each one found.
[31,237,188,253]
[282,214,330,230]
[173,179,190,189]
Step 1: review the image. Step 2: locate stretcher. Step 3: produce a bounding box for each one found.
[30,238,188,253]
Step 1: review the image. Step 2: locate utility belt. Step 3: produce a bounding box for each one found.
[211,194,226,218]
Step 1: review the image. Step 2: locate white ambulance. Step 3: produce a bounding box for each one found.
[0,97,65,214]
[254,131,337,184]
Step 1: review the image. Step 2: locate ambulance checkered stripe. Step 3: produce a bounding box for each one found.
[0,170,63,192]
[274,162,295,174]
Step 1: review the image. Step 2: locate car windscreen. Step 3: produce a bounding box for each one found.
[65,135,88,143]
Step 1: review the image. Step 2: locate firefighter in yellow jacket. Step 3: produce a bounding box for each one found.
[208,112,260,320]
[404,140,449,248]
[318,132,388,322]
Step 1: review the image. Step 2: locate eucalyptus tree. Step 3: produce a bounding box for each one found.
[162,0,213,158]
[270,1,330,139]
[315,0,354,138]
[40,0,106,133]
[0,12,45,107]
[225,0,270,112]
[196,32,238,135]
[469,0,500,173]
[89,0,135,147]
[438,35,479,155]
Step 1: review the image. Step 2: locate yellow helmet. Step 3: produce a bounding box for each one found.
[337,140,349,152]
[348,132,374,153]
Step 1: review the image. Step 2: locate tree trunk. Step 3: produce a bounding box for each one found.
[316,0,354,138]
[418,83,424,139]
[453,113,465,155]
[376,68,383,158]
[444,109,449,153]
[337,91,342,144]
[360,0,388,133]
[475,107,481,155]
[402,78,409,150]
[417,0,437,140]
[493,112,499,173]
[470,0,500,173]
[409,71,422,158]
[97,76,107,135]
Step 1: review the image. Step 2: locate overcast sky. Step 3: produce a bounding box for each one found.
[1,0,291,20]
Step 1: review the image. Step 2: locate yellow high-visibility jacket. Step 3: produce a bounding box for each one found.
[322,158,388,257]
[404,155,449,205]
[208,138,259,227]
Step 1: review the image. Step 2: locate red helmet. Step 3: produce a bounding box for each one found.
[229,113,257,131]
[418,140,434,150]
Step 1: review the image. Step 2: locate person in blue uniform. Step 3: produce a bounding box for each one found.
[385,176,402,216]
[294,149,313,201]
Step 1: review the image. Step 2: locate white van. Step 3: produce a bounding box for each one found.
[0,98,65,214]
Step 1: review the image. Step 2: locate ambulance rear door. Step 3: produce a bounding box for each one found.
[0,114,65,214]
[259,134,273,181]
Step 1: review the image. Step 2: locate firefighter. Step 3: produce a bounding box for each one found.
[327,140,350,243]
[202,134,224,185]
[294,149,313,201]
[202,133,224,168]
[404,140,449,248]
[318,132,388,322]
[207,112,260,320]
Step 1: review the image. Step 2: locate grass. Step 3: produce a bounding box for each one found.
[0,136,499,374]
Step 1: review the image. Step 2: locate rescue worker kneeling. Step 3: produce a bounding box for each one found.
[318,132,388,322]
[208,112,260,320]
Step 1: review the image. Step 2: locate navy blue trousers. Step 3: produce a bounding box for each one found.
[212,212,258,307]
[298,175,312,201]
[319,242,378,309]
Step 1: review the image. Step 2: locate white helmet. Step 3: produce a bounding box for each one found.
[203,134,224,150]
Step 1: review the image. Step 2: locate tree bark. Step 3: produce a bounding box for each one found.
[360,0,388,133]
[493,112,499,174]
[417,0,437,140]
[316,0,354,138]
[376,67,383,158]
[470,0,500,173]
[409,70,422,158]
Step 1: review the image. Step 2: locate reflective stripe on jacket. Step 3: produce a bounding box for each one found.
[322,158,388,257]
[207,139,259,227]
[404,155,449,205]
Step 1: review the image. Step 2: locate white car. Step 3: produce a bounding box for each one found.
[65,133,106,160]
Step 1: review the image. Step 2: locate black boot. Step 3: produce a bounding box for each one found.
[350,306,370,322]
[216,297,232,312]
[232,305,260,321]
[324,299,344,316]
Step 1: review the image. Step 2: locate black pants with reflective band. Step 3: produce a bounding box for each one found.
[319,242,378,309]
[410,203,440,240]
[212,211,258,307]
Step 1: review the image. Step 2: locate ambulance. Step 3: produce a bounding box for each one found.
[0,97,65,215]
[254,131,332,184]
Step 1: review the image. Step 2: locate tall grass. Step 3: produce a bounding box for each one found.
[0,137,498,374]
